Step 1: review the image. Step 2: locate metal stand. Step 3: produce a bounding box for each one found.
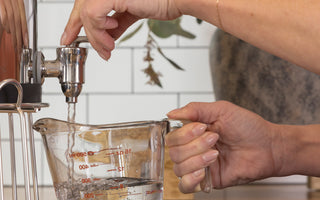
[0,79,48,200]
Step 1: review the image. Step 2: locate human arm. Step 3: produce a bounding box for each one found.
[275,123,320,177]
[166,101,320,193]
[61,0,320,73]
[177,0,320,74]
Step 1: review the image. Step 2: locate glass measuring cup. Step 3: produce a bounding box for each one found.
[33,118,212,200]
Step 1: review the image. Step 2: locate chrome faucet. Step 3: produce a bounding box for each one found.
[20,36,88,103]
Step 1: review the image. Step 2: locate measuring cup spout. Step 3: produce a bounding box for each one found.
[33,118,83,136]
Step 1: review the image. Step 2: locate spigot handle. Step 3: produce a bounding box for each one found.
[69,36,89,47]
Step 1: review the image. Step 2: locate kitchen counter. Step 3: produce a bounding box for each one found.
[4,184,320,199]
[195,184,320,200]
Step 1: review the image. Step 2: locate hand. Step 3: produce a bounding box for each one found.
[166,101,283,193]
[61,0,182,60]
[0,0,29,52]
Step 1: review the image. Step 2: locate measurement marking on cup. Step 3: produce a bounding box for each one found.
[105,148,132,157]
[81,178,101,183]
[79,163,99,170]
[70,148,132,159]
[69,151,94,158]
[107,167,125,172]
[146,189,163,194]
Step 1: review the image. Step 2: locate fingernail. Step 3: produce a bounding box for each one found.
[60,32,67,45]
[202,151,219,163]
[193,168,204,177]
[206,134,217,146]
[192,124,207,136]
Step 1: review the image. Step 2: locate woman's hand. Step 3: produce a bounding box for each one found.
[0,0,29,52]
[61,0,182,60]
[166,101,283,193]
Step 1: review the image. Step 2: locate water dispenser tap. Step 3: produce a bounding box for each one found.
[20,36,88,103]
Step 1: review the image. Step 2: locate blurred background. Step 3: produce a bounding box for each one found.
[0,0,307,193]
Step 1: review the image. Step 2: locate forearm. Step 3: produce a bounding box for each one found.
[274,124,320,177]
[176,0,320,74]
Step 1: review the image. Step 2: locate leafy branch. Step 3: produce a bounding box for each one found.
[118,18,198,87]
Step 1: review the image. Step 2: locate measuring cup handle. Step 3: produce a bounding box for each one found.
[201,166,213,193]
[166,119,213,193]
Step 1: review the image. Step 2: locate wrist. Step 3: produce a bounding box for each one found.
[174,0,220,26]
[273,124,320,177]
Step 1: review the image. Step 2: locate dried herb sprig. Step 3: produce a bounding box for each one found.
[118,18,198,87]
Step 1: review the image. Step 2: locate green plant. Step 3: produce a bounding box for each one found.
[119,18,201,87]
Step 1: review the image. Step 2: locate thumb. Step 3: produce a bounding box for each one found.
[60,0,83,45]
[167,101,230,123]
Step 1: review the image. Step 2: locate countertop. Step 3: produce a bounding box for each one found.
[195,184,320,200]
[4,184,320,200]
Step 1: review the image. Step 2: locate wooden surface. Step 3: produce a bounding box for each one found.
[164,146,194,199]
[309,177,320,190]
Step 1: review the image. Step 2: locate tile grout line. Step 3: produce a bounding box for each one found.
[86,93,90,124]
[131,47,135,94]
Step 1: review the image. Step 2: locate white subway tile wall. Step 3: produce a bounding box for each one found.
[0,0,305,195]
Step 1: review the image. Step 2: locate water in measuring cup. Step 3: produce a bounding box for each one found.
[54,177,163,200]
[66,102,77,185]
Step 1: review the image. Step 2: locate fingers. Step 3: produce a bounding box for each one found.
[179,168,205,193]
[173,149,218,177]
[167,101,234,124]
[83,25,114,60]
[168,131,219,163]
[108,12,139,40]
[166,122,219,193]
[61,0,120,60]
[166,123,207,147]
[60,0,84,45]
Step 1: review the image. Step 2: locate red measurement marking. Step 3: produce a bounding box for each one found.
[146,189,162,194]
[98,147,120,153]
[83,193,94,198]
[104,149,132,156]
[95,193,103,196]
[92,178,101,181]
[79,164,89,170]
[128,192,142,196]
[81,178,92,183]
[69,151,95,158]
[79,164,99,170]
[107,167,124,172]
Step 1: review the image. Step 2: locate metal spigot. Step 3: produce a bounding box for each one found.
[20,36,88,103]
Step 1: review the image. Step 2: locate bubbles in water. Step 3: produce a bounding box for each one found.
[54,177,163,200]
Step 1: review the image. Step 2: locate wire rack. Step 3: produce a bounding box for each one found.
[0,79,48,200]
